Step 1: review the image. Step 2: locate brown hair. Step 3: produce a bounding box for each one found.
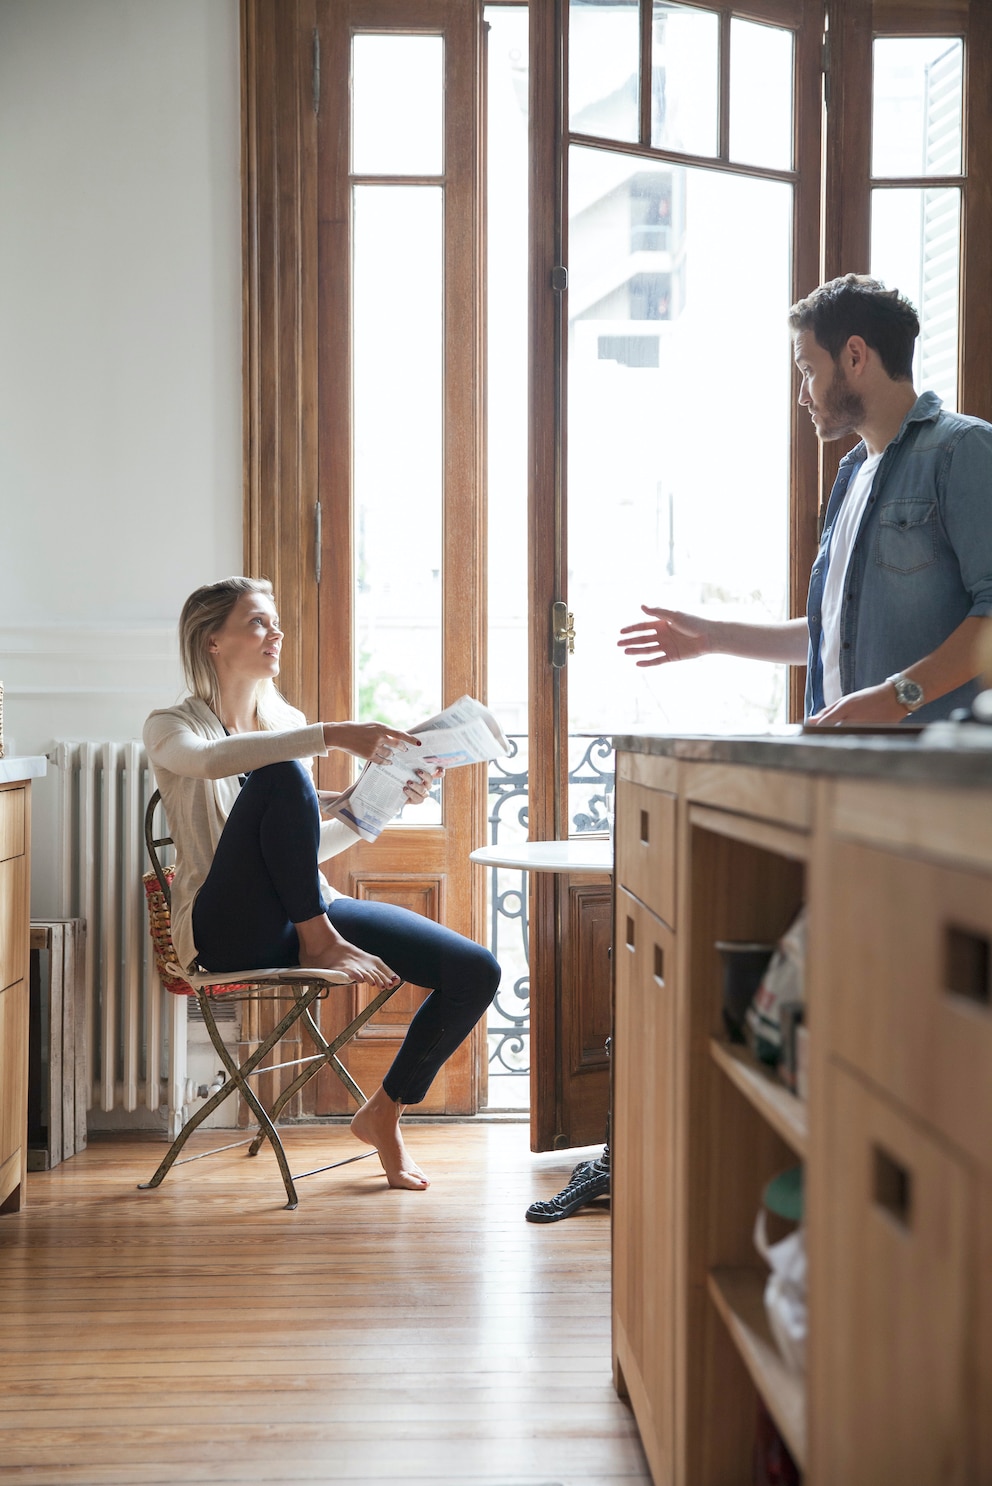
[788,274,920,381]
[178,577,282,724]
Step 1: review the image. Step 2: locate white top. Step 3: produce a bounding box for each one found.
[820,451,883,707]
[0,755,48,785]
[470,839,613,875]
[143,697,357,972]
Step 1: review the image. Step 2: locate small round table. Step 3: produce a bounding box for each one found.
[469,837,613,876]
[470,836,614,1223]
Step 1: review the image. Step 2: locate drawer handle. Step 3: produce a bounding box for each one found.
[873,1146,913,1230]
[944,923,990,1008]
[625,915,635,950]
[654,943,665,985]
[640,809,650,845]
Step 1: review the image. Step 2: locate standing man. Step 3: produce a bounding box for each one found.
[618,274,992,724]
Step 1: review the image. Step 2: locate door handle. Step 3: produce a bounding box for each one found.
[551,601,575,668]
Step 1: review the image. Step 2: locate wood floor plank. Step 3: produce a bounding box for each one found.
[0,1126,650,1485]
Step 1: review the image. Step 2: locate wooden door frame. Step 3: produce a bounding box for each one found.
[824,0,992,425]
[242,0,321,725]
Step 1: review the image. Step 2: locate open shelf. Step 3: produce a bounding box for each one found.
[689,802,810,862]
[708,1265,806,1471]
[710,1037,808,1158]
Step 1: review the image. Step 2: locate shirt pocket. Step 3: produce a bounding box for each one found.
[875,498,938,574]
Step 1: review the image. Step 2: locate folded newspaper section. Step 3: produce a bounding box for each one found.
[325,695,509,842]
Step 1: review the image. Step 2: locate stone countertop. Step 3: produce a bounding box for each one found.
[0,756,48,786]
[612,725,992,788]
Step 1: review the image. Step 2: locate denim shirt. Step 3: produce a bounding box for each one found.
[805,391,992,721]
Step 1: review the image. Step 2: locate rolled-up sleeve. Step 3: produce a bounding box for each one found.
[942,425,992,615]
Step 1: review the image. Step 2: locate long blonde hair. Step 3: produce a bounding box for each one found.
[178,577,287,728]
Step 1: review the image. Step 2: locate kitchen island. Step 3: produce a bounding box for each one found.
[611,727,992,1486]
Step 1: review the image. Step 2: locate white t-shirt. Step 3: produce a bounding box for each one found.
[820,451,883,706]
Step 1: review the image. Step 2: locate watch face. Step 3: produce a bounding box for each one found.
[895,677,924,707]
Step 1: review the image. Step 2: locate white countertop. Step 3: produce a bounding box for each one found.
[470,838,613,875]
[0,755,48,785]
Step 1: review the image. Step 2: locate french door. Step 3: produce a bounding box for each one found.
[244,0,488,1116]
[242,0,992,1141]
[313,0,487,1115]
[527,0,824,1149]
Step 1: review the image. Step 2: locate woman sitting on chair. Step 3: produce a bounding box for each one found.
[143,576,500,1191]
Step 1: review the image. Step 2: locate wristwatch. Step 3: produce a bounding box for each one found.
[888,672,925,712]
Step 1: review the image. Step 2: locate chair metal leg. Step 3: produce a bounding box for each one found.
[246,978,404,1157]
[138,982,327,1209]
[197,995,301,1209]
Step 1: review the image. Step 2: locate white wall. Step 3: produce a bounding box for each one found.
[0,0,243,915]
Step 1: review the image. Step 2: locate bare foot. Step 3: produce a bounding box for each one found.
[294,914,399,990]
[351,1085,429,1191]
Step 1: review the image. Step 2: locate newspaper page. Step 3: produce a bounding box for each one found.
[323,695,509,842]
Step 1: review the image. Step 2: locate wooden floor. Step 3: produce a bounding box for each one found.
[0,1124,651,1486]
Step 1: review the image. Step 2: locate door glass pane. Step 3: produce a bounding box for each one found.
[567,146,792,741]
[352,34,444,175]
[569,0,640,143]
[651,3,719,157]
[353,185,443,822]
[871,187,960,410]
[729,18,793,171]
[872,38,963,178]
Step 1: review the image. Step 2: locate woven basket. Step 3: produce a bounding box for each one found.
[142,870,195,995]
[142,871,252,998]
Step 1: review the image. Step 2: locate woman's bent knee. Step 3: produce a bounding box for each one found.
[253,758,312,789]
[466,945,501,1004]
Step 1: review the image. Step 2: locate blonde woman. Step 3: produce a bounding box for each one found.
[144,577,500,1190]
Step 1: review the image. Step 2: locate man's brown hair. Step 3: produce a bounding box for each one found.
[788,273,920,381]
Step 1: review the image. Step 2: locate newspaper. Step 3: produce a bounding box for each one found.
[323,695,509,842]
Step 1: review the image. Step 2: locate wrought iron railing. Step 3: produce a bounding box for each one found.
[485,735,614,1094]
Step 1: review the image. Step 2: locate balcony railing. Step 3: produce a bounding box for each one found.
[484,735,614,1102]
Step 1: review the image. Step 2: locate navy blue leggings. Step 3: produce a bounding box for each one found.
[191,761,500,1105]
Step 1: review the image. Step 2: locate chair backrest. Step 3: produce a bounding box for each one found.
[144,789,174,907]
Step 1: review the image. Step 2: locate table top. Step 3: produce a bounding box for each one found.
[470,838,613,876]
[0,755,48,786]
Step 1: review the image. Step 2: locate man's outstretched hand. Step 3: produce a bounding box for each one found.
[617,606,714,667]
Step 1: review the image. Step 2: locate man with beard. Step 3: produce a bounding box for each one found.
[618,274,992,724]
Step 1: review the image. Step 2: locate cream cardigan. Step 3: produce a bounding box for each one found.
[142,696,357,971]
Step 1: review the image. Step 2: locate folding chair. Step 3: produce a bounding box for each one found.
[139,789,404,1208]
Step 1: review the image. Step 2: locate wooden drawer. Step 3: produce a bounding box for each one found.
[684,761,811,834]
[613,887,676,1486]
[825,838,992,1175]
[0,855,28,995]
[0,786,26,864]
[0,980,29,1209]
[616,779,677,927]
[814,1063,978,1486]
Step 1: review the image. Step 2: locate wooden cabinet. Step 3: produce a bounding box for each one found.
[815,1063,975,1486]
[613,885,676,1486]
[808,778,992,1486]
[0,779,32,1214]
[612,739,992,1486]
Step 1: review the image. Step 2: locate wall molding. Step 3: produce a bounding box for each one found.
[0,623,183,699]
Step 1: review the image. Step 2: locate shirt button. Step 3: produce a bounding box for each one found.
[842,642,851,650]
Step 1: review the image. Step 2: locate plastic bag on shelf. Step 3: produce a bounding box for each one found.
[753,1206,807,1374]
[745,907,807,1068]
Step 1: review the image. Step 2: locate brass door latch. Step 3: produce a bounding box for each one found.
[551,600,575,669]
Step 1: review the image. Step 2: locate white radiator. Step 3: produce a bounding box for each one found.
[52,741,187,1133]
